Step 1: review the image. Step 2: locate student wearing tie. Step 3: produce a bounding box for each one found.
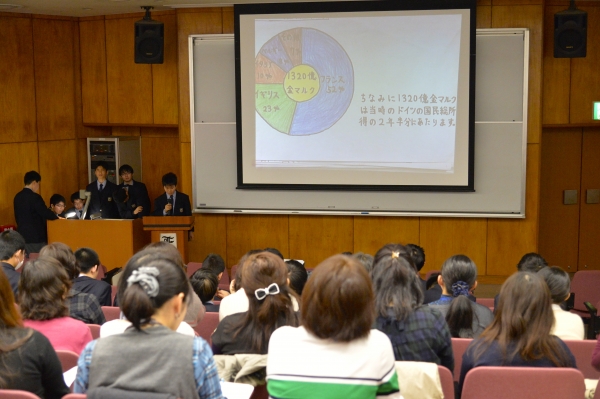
[152,172,192,217]
[65,191,86,219]
[117,164,151,217]
[85,162,119,219]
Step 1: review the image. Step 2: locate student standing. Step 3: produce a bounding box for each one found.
[118,164,151,217]
[85,162,119,219]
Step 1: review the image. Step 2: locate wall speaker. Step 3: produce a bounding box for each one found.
[554,8,587,58]
[134,18,164,64]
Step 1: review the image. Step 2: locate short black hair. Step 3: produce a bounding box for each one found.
[113,187,128,203]
[119,164,134,175]
[24,171,41,186]
[49,194,65,206]
[538,266,571,304]
[74,247,100,273]
[264,247,284,259]
[190,269,219,304]
[406,244,425,271]
[95,161,109,171]
[201,253,225,275]
[0,230,26,261]
[70,191,84,203]
[285,259,308,295]
[517,252,548,272]
[162,172,177,186]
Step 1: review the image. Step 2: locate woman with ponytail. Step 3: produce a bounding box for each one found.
[428,255,493,338]
[211,251,299,355]
[74,250,223,399]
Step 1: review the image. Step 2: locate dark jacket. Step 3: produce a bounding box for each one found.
[152,191,192,216]
[85,180,120,219]
[2,262,20,298]
[118,180,151,217]
[73,275,112,307]
[13,188,58,243]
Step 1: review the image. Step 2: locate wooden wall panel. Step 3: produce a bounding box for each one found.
[141,136,181,208]
[76,138,90,188]
[188,214,228,264]
[477,4,492,28]
[542,6,571,125]
[105,16,153,124]
[226,215,289,267]
[0,142,39,225]
[152,13,178,125]
[79,19,108,124]
[487,144,541,275]
[578,128,600,270]
[570,6,600,124]
[33,18,76,141]
[223,8,234,34]
[177,9,223,143]
[353,217,420,256]
[289,216,353,269]
[419,218,487,276]
[38,140,79,210]
[0,16,37,143]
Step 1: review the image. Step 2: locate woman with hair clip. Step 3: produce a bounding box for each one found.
[428,255,493,338]
[372,243,454,371]
[458,272,576,397]
[0,264,69,399]
[74,251,223,399]
[211,251,300,355]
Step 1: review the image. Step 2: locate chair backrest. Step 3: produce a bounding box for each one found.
[88,324,101,340]
[0,390,42,399]
[230,264,239,280]
[570,270,600,314]
[218,268,230,291]
[62,395,86,399]
[461,366,585,399]
[563,339,600,379]
[194,312,219,345]
[95,264,106,280]
[55,350,79,373]
[475,297,495,311]
[187,262,203,278]
[101,306,121,322]
[451,337,472,381]
[437,365,454,399]
[110,285,118,306]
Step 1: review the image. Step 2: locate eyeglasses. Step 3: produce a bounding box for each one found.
[254,283,280,300]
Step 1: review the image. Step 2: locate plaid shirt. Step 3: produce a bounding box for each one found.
[68,289,106,325]
[375,305,454,372]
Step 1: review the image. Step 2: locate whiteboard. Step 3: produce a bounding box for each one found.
[190,29,529,217]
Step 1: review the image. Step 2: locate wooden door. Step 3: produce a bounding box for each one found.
[578,128,600,270]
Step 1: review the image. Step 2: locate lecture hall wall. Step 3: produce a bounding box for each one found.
[1,0,597,279]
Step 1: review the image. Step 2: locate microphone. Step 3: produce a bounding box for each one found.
[167,196,173,216]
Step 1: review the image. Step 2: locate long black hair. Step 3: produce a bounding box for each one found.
[440,255,477,337]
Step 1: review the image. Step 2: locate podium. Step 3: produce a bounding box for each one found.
[47,218,150,271]
[142,216,194,264]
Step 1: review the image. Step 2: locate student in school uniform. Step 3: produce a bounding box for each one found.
[152,172,192,217]
[85,162,119,219]
[117,164,151,217]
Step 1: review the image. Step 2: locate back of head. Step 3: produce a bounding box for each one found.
[372,245,423,320]
[537,266,570,304]
[285,260,308,295]
[143,242,185,270]
[19,256,70,321]
[353,252,374,274]
[263,247,284,259]
[190,269,219,304]
[302,254,373,342]
[440,255,477,337]
[517,252,548,272]
[234,249,263,291]
[202,253,225,276]
[162,172,177,186]
[74,247,100,274]
[406,244,426,271]
[119,251,190,330]
[374,243,415,271]
[40,242,79,280]
[24,171,41,186]
[0,230,25,261]
[49,194,65,206]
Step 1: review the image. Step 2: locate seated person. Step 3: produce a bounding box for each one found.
[267,254,401,399]
[428,255,493,338]
[0,229,26,298]
[113,187,144,219]
[0,269,69,399]
[85,161,119,219]
[40,243,106,325]
[118,164,150,217]
[406,243,427,292]
[48,194,66,217]
[458,272,576,397]
[65,191,86,219]
[73,247,112,307]
[74,251,223,399]
[372,244,454,371]
[538,266,584,340]
[494,252,548,309]
[20,256,93,355]
[353,252,374,274]
[201,253,229,299]
[190,269,220,312]
[211,252,300,355]
[152,172,191,217]
[285,259,308,296]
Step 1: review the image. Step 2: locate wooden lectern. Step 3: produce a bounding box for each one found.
[142,216,194,264]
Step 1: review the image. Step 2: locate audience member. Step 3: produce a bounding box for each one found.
[352,252,374,274]
[20,256,93,354]
[212,252,299,355]
[285,259,308,296]
[0,268,69,399]
[372,243,454,371]
[190,269,220,312]
[219,249,263,321]
[406,243,427,291]
[201,253,229,299]
[118,164,151,217]
[85,162,119,219]
[40,243,105,325]
[65,191,86,219]
[267,254,401,399]
[493,252,548,309]
[74,251,223,399]
[0,230,26,298]
[458,272,576,397]
[264,247,284,259]
[73,247,112,306]
[538,266,584,340]
[13,171,59,253]
[428,255,493,338]
[48,194,66,217]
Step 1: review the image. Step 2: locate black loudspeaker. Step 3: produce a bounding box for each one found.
[134,18,164,64]
[554,8,587,58]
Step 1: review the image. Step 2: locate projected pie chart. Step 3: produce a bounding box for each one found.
[255,28,354,136]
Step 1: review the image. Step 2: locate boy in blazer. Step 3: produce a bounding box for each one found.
[85,162,119,219]
[152,172,192,217]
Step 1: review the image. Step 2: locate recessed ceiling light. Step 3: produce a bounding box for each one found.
[0,4,24,9]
